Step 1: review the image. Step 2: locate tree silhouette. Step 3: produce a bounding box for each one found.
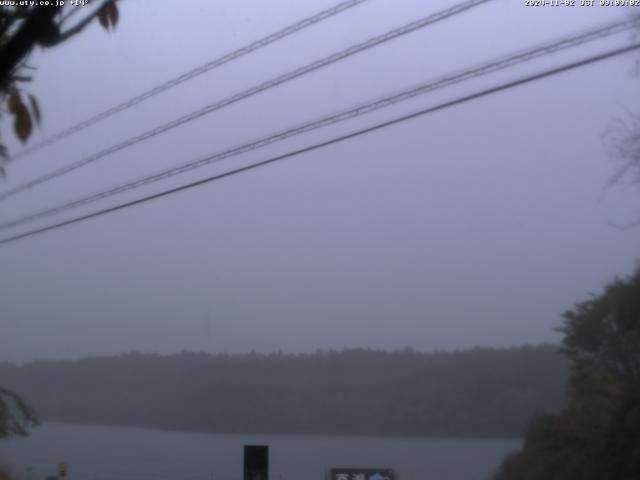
[494,266,640,480]
[0,386,39,438]
[0,0,121,437]
[0,0,120,176]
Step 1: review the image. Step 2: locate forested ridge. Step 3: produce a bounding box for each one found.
[0,345,566,438]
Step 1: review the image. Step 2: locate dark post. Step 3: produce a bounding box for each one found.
[244,445,268,480]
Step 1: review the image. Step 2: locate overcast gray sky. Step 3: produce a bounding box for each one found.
[1,0,639,363]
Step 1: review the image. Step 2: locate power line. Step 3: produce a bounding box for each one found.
[0,18,635,233]
[1,42,637,246]
[0,0,493,202]
[9,0,372,161]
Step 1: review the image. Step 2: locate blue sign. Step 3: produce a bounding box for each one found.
[330,468,395,480]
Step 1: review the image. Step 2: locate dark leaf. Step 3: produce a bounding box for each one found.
[106,1,119,29]
[14,102,32,143]
[97,7,110,31]
[28,94,41,127]
[7,91,20,113]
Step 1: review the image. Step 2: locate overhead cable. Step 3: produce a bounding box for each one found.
[0,18,636,232]
[9,0,373,160]
[1,41,638,246]
[0,0,493,201]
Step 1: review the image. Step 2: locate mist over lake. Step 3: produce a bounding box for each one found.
[1,423,521,480]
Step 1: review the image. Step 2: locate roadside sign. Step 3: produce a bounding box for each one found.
[330,468,394,480]
[244,445,268,480]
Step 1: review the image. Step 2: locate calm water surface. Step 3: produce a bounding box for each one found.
[0,423,521,480]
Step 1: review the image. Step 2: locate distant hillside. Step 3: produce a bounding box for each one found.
[0,345,567,437]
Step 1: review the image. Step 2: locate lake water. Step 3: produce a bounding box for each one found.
[0,423,520,480]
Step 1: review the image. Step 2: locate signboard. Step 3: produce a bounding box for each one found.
[58,463,67,478]
[330,469,394,480]
[244,445,268,480]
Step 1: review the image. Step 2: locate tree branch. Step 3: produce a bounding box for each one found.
[0,6,60,85]
[54,1,111,45]
[0,386,39,438]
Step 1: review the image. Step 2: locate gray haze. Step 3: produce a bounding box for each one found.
[1,0,639,362]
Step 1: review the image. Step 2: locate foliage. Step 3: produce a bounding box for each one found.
[0,386,39,439]
[494,266,640,480]
[0,1,121,437]
[0,345,566,438]
[0,0,120,175]
[603,17,640,227]
[606,111,640,190]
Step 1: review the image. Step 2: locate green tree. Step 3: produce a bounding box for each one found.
[494,266,640,480]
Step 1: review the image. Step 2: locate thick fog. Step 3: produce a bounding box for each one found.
[1,0,639,362]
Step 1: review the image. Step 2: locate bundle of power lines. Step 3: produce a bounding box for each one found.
[0,0,638,245]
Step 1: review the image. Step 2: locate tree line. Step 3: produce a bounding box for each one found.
[0,345,566,438]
